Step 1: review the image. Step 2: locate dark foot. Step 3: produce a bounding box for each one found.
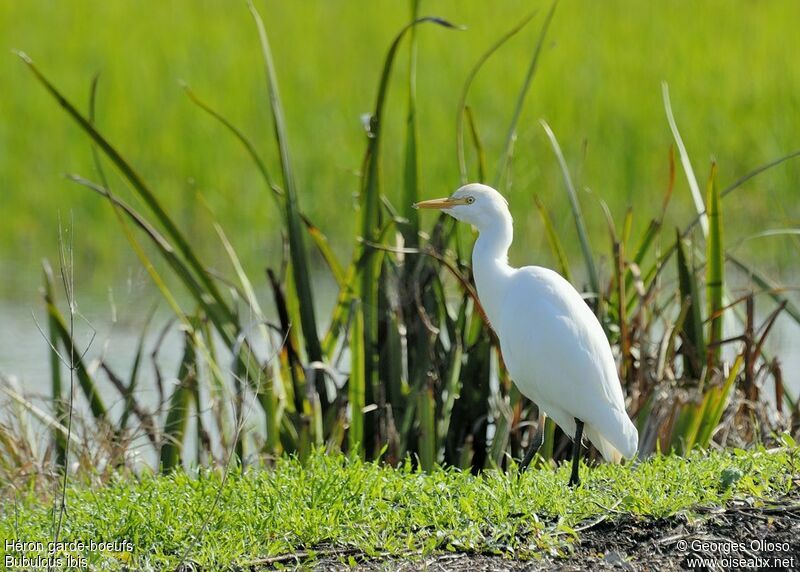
[519,418,546,474]
[519,446,537,474]
[568,418,584,487]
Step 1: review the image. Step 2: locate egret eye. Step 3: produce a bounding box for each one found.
[466,197,475,204]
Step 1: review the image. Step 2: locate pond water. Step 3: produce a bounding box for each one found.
[0,273,338,412]
[1,277,799,460]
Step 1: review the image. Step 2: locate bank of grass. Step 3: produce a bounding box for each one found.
[1,446,797,569]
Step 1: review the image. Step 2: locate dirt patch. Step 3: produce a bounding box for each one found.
[290,493,800,571]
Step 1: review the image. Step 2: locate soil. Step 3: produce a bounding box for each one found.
[259,492,800,571]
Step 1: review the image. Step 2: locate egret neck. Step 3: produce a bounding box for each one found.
[471,207,514,329]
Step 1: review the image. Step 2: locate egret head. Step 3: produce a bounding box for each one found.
[413,183,511,231]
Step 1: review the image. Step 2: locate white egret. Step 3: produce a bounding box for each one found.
[414,183,638,486]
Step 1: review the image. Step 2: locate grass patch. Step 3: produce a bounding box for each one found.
[2,447,797,569]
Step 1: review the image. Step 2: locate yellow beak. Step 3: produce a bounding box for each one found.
[413,197,466,210]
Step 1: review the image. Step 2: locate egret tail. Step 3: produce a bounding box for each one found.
[584,409,638,463]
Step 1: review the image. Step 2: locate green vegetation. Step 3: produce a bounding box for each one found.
[3,0,796,482]
[2,3,799,568]
[1,447,797,568]
[2,1,800,296]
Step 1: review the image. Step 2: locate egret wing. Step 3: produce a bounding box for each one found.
[497,266,637,458]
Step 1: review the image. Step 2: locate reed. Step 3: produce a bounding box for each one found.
[5,1,798,484]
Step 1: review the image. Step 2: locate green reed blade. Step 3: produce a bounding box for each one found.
[267,268,306,417]
[489,381,518,468]
[540,119,599,296]
[675,230,705,380]
[721,149,800,199]
[160,331,197,472]
[248,1,323,382]
[613,236,630,383]
[66,176,208,330]
[304,218,346,287]
[18,53,234,326]
[668,149,800,266]
[401,0,422,249]
[66,177,239,384]
[705,163,724,367]
[696,355,743,448]
[662,81,707,237]
[678,398,707,454]
[533,195,572,281]
[120,306,156,432]
[622,207,634,247]
[184,83,345,287]
[417,382,436,472]
[182,83,281,208]
[42,261,66,467]
[322,267,357,358]
[211,218,272,346]
[349,300,366,459]
[495,1,558,188]
[456,9,536,184]
[625,220,660,291]
[539,417,556,461]
[463,106,488,184]
[357,16,460,433]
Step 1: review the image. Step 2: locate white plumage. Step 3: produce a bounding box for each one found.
[415,183,638,474]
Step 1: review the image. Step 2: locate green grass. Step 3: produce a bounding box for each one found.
[3,0,800,297]
[1,447,796,569]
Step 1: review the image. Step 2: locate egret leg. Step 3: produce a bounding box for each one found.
[519,422,545,473]
[568,418,584,487]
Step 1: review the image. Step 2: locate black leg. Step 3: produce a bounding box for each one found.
[568,418,584,487]
[519,419,545,473]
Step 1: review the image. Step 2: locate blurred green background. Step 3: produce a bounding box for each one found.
[2,0,799,301]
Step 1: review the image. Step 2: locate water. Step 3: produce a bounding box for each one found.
[2,280,799,462]
[3,292,800,401]
[0,280,337,468]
